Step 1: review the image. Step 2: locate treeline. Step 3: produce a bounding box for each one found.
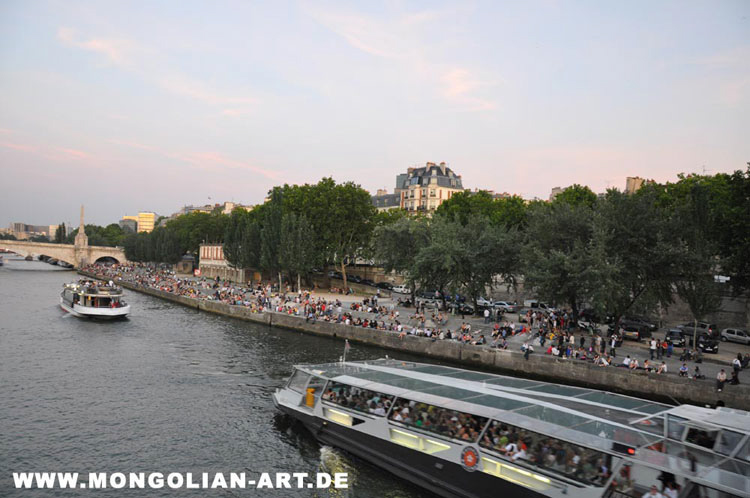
[379,169,750,324]
[123,168,750,324]
[122,212,228,264]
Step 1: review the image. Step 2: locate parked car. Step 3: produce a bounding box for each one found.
[328,270,343,279]
[375,282,393,291]
[523,300,557,313]
[720,328,750,345]
[360,279,376,287]
[664,329,686,347]
[620,324,651,342]
[449,302,475,315]
[392,285,411,294]
[684,332,720,353]
[417,297,443,310]
[622,315,658,332]
[348,275,362,284]
[493,301,518,313]
[674,322,718,336]
[476,297,494,309]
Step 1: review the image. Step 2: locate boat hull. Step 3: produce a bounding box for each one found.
[60,298,130,319]
[275,401,546,498]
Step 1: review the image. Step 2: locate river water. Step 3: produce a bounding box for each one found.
[0,257,425,497]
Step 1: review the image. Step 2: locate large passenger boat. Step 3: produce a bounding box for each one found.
[60,280,130,319]
[274,358,749,498]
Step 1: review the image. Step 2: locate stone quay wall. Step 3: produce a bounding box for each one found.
[80,271,750,411]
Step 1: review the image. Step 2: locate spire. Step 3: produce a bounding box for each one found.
[75,204,88,247]
[79,205,86,235]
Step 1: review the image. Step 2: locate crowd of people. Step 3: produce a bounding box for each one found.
[480,421,611,485]
[388,398,487,442]
[82,263,747,389]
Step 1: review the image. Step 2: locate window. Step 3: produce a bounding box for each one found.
[686,427,718,450]
[430,189,436,197]
[717,430,744,456]
[287,369,311,394]
[667,416,687,440]
[322,381,394,417]
[388,398,487,443]
[480,420,613,486]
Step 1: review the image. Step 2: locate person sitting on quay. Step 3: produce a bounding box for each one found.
[679,363,689,377]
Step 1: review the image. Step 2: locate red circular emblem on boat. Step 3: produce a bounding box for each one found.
[461,446,479,471]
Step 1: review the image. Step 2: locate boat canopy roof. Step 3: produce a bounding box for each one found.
[294,358,750,496]
[63,282,123,296]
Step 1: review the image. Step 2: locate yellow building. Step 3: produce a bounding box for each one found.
[624,177,653,195]
[136,212,156,233]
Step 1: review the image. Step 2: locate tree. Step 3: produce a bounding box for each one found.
[279,213,317,290]
[260,189,284,289]
[552,184,597,209]
[374,216,430,300]
[589,189,680,323]
[523,201,596,318]
[672,183,722,324]
[54,223,66,243]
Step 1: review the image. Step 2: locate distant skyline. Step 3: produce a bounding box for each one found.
[1,0,748,226]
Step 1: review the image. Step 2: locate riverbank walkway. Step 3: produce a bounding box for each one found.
[81,263,748,400]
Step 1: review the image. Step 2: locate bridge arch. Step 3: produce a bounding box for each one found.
[94,256,121,265]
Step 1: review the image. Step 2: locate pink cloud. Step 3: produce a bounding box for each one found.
[173,151,282,182]
[107,139,155,151]
[0,141,34,151]
[57,27,136,66]
[55,147,89,159]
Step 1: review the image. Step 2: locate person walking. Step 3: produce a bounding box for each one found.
[610,334,618,358]
[649,338,657,360]
[484,308,490,324]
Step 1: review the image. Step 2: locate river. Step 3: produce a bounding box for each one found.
[0,256,426,497]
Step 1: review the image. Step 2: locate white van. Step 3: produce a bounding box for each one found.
[392,285,412,294]
[523,300,556,313]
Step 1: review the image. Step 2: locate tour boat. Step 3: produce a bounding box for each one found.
[60,280,131,319]
[274,358,749,498]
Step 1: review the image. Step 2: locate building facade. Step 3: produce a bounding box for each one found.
[119,216,138,233]
[198,244,248,282]
[625,177,653,194]
[136,212,156,233]
[371,162,465,214]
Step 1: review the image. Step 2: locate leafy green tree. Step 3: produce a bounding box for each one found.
[523,201,596,317]
[260,189,284,289]
[0,232,18,240]
[374,216,430,299]
[589,189,679,322]
[553,184,598,209]
[54,223,66,243]
[672,183,722,323]
[279,213,317,290]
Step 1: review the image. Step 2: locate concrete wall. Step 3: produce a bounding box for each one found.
[80,270,750,411]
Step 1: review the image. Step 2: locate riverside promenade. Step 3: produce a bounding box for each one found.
[79,265,750,411]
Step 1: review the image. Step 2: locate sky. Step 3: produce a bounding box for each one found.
[0,0,748,227]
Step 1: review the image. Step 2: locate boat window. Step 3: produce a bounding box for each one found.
[388,398,488,443]
[286,369,311,394]
[736,438,750,462]
[667,415,687,440]
[321,381,394,417]
[716,430,744,456]
[304,376,327,408]
[480,420,612,486]
[685,427,718,450]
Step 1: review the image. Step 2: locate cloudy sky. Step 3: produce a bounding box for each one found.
[1,0,748,227]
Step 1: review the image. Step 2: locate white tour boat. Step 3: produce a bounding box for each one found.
[274,358,749,498]
[60,280,130,319]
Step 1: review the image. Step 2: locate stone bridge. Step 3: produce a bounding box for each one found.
[0,240,127,268]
